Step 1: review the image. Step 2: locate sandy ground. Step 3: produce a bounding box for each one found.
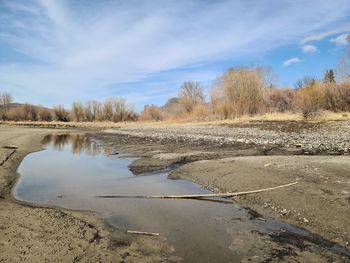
[0,126,175,263]
[171,156,350,247]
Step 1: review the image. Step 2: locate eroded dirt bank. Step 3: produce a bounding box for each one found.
[0,126,174,263]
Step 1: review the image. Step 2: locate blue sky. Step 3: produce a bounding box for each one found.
[0,0,349,109]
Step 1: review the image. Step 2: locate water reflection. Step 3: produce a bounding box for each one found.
[42,134,101,156]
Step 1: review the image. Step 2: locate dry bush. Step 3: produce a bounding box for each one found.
[6,107,22,121]
[263,87,296,113]
[209,79,225,118]
[211,67,266,118]
[188,103,209,121]
[6,104,38,121]
[84,101,102,122]
[295,76,317,89]
[102,99,114,121]
[179,81,205,113]
[22,103,38,121]
[111,97,137,122]
[0,92,12,120]
[53,105,70,122]
[91,101,103,121]
[38,108,53,121]
[140,105,165,121]
[324,82,350,112]
[71,102,85,121]
[296,82,325,118]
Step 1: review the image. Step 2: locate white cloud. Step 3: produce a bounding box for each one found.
[1,0,350,107]
[300,24,350,44]
[330,34,350,45]
[283,57,301,66]
[302,44,318,53]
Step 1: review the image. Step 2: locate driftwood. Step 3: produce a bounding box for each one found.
[95,181,298,199]
[126,230,159,236]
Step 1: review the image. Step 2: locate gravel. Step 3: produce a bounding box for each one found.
[104,121,350,155]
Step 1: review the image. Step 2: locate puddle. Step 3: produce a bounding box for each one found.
[14,134,350,262]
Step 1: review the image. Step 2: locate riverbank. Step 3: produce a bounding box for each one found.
[1,122,350,262]
[91,120,350,261]
[0,126,174,262]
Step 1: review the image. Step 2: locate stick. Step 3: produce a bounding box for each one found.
[126,230,159,236]
[95,181,298,199]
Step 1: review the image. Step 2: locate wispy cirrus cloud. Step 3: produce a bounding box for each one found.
[0,0,350,107]
[302,45,318,53]
[283,57,301,66]
[300,24,350,44]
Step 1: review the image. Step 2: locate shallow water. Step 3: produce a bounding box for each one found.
[14,134,350,262]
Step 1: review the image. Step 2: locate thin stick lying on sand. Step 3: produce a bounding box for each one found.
[127,230,159,236]
[95,181,298,199]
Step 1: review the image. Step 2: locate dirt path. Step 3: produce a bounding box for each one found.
[0,126,175,263]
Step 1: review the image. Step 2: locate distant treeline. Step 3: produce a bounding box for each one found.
[1,69,349,123]
[0,67,349,123]
[0,95,137,122]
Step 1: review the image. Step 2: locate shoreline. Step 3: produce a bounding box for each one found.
[90,121,350,248]
[0,126,174,262]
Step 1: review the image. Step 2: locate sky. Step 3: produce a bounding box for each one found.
[0,0,349,109]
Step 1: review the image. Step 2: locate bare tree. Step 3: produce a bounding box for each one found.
[102,99,113,121]
[0,92,12,111]
[22,103,38,121]
[38,108,53,121]
[295,76,317,89]
[53,105,70,122]
[71,102,85,122]
[179,81,205,113]
[112,98,128,122]
[90,100,102,121]
[336,37,350,82]
[0,92,13,120]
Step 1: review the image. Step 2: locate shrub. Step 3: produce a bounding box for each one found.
[324,83,350,112]
[296,83,325,118]
[140,105,165,121]
[71,102,85,122]
[211,67,266,118]
[38,108,53,121]
[263,87,296,112]
[53,105,70,122]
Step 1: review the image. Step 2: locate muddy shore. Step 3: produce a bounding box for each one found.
[1,121,350,262]
[0,126,175,263]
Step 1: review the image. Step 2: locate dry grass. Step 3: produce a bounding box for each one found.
[1,111,349,130]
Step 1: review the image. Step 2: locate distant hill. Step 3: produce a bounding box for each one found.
[0,103,53,113]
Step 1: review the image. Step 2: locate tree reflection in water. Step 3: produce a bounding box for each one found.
[41,134,101,156]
